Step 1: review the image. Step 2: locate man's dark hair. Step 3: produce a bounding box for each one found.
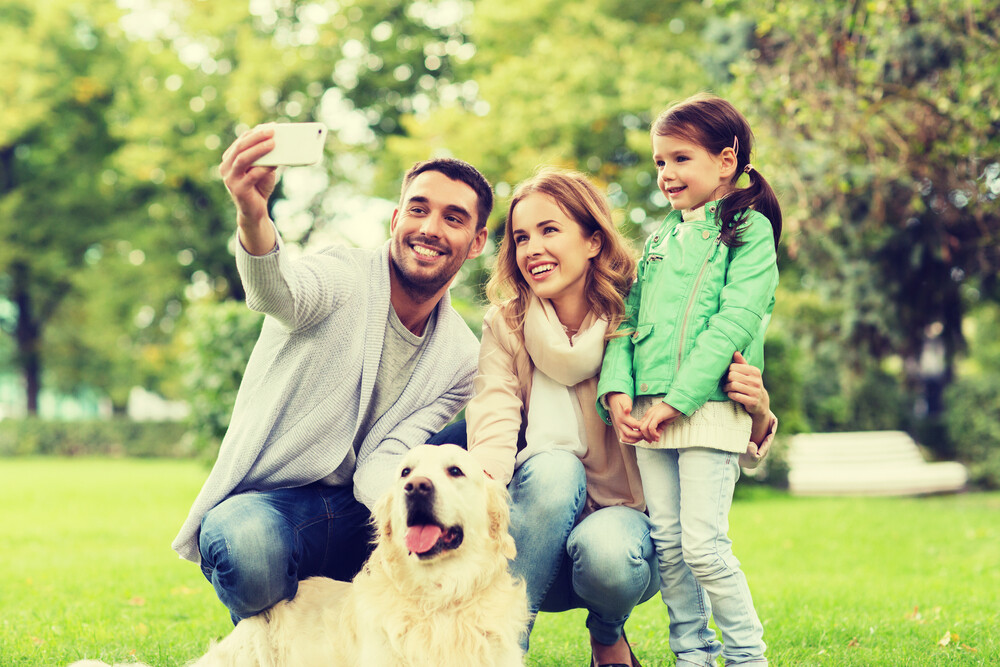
[400,158,494,230]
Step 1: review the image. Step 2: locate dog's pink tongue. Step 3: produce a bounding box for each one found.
[405,525,443,554]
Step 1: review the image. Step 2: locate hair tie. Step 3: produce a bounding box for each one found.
[743,163,754,174]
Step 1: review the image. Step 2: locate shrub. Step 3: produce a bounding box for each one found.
[944,374,1000,489]
[178,300,264,461]
[0,418,189,457]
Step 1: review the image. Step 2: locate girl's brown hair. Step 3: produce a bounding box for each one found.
[486,168,636,336]
[652,93,782,249]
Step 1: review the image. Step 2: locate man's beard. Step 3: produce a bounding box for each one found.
[390,235,464,304]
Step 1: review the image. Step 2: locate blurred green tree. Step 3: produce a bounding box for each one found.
[0,0,132,413]
[726,0,1000,420]
[2,0,482,414]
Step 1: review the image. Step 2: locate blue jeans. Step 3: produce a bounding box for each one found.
[508,449,660,650]
[197,423,466,623]
[636,446,766,666]
[198,482,374,623]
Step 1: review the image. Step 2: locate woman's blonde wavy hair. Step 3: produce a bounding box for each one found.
[485,168,637,337]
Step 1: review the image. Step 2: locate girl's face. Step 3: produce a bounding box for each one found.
[652,133,733,212]
[510,192,602,312]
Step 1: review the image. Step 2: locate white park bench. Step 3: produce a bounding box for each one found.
[786,430,968,496]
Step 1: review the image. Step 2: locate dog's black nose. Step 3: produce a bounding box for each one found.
[404,476,434,498]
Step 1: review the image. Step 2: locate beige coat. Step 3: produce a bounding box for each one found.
[467,306,645,515]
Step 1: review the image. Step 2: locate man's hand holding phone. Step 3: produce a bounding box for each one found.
[219,122,327,256]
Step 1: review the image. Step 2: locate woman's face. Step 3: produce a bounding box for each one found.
[510,192,601,310]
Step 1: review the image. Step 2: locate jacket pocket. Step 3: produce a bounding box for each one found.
[630,323,654,344]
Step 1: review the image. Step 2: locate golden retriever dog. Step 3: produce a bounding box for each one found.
[71,444,528,667]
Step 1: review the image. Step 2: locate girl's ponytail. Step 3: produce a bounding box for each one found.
[719,166,782,250]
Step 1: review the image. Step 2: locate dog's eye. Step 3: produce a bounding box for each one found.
[401,467,411,478]
[447,466,465,478]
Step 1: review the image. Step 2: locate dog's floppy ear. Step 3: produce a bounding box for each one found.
[485,478,516,561]
[373,485,394,542]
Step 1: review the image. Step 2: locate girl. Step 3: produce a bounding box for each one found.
[452,168,776,666]
[598,94,781,666]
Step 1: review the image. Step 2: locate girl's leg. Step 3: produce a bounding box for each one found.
[564,506,658,646]
[635,446,722,667]
[677,447,766,666]
[507,449,587,649]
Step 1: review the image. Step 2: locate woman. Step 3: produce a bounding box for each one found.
[437,168,775,666]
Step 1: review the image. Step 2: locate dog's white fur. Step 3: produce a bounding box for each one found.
[71,444,527,667]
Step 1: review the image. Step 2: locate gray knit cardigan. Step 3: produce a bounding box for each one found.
[172,236,479,563]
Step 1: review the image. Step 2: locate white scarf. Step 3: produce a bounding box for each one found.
[517,297,609,469]
[522,297,608,386]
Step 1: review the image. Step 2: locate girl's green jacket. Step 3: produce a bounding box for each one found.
[597,200,779,422]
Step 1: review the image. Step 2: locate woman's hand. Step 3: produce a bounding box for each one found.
[725,351,774,449]
[724,351,769,419]
[606,393,644,445]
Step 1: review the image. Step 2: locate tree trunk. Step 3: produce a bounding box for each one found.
[11,262,41,415]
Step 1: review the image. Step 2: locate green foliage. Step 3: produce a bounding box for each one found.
[1,0,135,412]
[3,0,999,471]
[179,300,264,461]
[944,375,1000,489]
[943,304,1000,488]
[2,0,479,415]
[761,331,807,435]
[727,0,1000,379]
[0,418,188,457]
[380,0,712,234]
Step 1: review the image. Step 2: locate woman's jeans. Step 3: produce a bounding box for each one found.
[636,446,766,666]
[197,423,463,623]
[508,449,660,649]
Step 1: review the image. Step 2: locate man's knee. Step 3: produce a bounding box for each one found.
[199,498,298,619]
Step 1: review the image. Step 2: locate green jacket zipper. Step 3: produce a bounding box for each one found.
[676,233,723,371]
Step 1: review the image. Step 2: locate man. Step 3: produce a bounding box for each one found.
[172,124,491,623]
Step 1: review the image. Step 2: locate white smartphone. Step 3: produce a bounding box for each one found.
[252,122,328,167]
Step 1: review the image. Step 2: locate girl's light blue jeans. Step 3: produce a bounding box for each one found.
[636,446,767,666]
[507,449,660,650]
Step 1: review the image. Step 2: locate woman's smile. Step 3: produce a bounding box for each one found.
[510,193,601,311]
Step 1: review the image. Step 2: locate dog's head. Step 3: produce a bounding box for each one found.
[373,444,515,566]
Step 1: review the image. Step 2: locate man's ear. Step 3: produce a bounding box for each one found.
[466,227,488,260]
[389,208,400,234]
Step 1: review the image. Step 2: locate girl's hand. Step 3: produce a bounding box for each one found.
[723,351,769,419]
[607,393,643,445]
[638,401,681,443]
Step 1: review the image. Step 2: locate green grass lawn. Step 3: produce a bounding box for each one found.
[1,458,997,666]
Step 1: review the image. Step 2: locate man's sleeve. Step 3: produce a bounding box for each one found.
[352,365,475,509]
[236,228,356,332]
